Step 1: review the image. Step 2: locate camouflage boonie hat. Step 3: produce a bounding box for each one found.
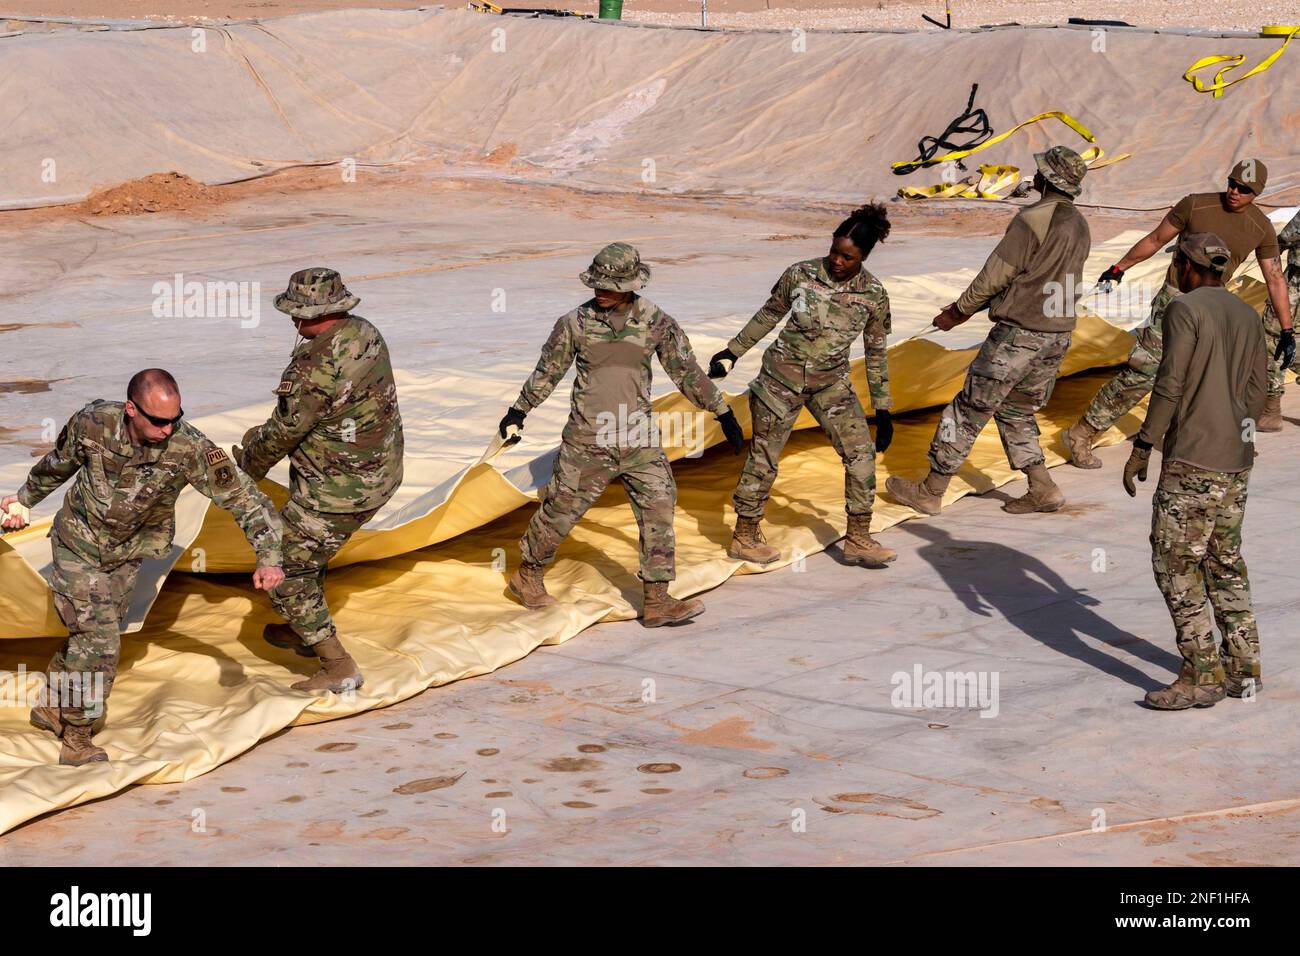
[1034,145,1087,197]
[580,242,651,292]
[1174,232,1231,273]
[1229,158,1267,194]
[274,267,360,320]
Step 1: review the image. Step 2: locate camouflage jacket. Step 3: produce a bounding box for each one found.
[240,316,404,515]
[727,258,891,416]
[18,400,282,569]
[512,294,730,446]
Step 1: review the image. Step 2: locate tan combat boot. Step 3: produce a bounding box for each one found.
[841,513,896,567]
[1003,463,1065,514]
[1257,394,1283,432]
[31,702,106,737]
[1063,419,1103,469]
[1225,674,1263,698]
[885,471,951,516]
[1144,671,1227,711]
[263,622,315,658]
[728,516,780,565]
[59,723,108,766]
[508,561,558,609]
[642,582,704,627]
[291,636,364,693]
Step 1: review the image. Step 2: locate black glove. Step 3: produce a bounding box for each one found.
[1122,441,1151,497]
[1097,265,1125,290]
[1276,328,1296,371]
[717,409,744,455]
[498,407,526,440]
[873,409,893,453]
[708,348,738,380]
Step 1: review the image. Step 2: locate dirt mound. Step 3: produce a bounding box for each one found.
[79,171,217,216]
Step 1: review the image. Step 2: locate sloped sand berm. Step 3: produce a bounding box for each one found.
[3,8,1296,210]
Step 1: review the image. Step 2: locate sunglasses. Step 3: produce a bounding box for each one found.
[134,403,184,428]
[1226,179,1256,195]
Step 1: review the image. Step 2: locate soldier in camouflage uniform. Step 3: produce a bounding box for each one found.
[2,369,283,766]
[1261,210,1300,427]
[707,204,897,568]
[499,243,745,627]
[236,268,404,693]
[1065,159,1294,461]
[1122,233,1266,710]
[888,146,1092,516]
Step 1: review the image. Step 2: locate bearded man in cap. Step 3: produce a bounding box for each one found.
[237,268,404,693]
[499,242,745,626]
[1065,158,1294,463]
[1121,233,1266,710]
[887,145,1093,516]
[2,369,283,765]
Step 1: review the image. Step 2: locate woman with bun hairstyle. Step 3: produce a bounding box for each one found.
[708,203,896,568]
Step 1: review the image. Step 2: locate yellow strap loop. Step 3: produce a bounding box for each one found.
[1183,26,1299,98]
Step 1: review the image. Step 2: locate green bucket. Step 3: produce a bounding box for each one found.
[598,0,623,19]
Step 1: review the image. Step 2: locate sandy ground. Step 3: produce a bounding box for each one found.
[3,430,1298,865]
[3,1,1295,30]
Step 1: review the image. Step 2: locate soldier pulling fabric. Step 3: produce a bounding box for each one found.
[1065,158,1293,464]
[501,242,744,627]
[3,371,283,766]
[887,145,1092,518]
[1122,233,1267,710]
[710,203,897,569]
[239,268,405,694]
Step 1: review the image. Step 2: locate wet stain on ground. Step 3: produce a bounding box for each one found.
[383,723,412,730]
[0,380,53,394]
[637,762,681,774]
[642,787,673,795]
[744,767,789,779]
[287,762,309,768]
[476,748,500,756]
[281,795,306,804]
[1030,797,1064,811]
[434,733,458,740]
[220,787,245,793]
[543,757,603,773]
[677,716,775,751]
[1141,829,1176,846]
[362,827,410,840]
[523,778,541,784]
[563,801,597,809]
[820,792,942,819]
[577,744,607,753]
[316,742,357,753]
[928,723,949,729]
[393,773,465,795]
[358,809,387,818]
[485,791,512,798]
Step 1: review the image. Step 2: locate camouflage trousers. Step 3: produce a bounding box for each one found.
[47,541,141,727]
[521,440,677,582]
[1151,461,1259,686]
[269,499,378,646]
[732,374,876,519]
[928,323,1072,475]
[1262,290,1300,397]
[1082,283,1180,431]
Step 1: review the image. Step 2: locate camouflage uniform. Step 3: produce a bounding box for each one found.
[930,324,1074,474]
[240,313,404,646]
[1082,283,1181,431]
[727,258,890,518]
[513,293,728,583]
[1263,211,1300,396]
[1151,462,1258,686]
[17,400,282,725]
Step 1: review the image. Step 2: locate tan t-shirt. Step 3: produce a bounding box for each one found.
[1165,192,1279,284]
